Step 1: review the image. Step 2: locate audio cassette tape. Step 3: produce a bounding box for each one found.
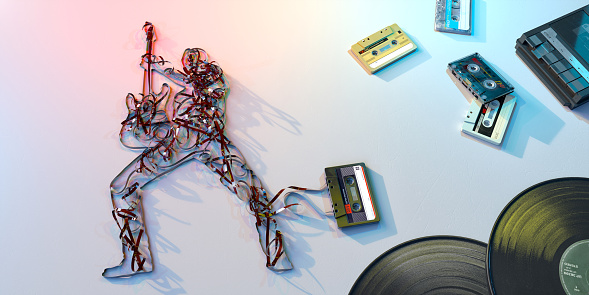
[435,0,472,35]
[351,24,417,74]
[325,163,379,228]
[462,94,516,145]
[448,53,514,103]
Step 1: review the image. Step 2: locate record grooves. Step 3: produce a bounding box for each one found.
[349,236,490,295]
[487,177,589,295]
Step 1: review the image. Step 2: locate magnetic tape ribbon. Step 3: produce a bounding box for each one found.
[105,22,331,277]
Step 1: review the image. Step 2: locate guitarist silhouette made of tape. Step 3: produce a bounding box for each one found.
[103,22,303,277]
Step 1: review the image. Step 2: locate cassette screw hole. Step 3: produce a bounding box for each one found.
[392,40,398,45]
[371,50,378,56]
[352,203,362,212]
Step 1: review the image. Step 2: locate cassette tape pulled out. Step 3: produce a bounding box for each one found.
[448,53,514,103]
[351,24,417,74]
[325,163,379,228]
[462,94,516,145]
[435,0,472,35]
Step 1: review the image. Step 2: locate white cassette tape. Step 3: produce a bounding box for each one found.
[462,94,516,145]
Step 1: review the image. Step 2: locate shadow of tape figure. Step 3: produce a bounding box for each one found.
[103,22,298,277]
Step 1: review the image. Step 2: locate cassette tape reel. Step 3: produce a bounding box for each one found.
[435,0,472,35]
[462,94,516,145]
[325,163,379,228]
[351,24,417,74]
[448,53,514,103]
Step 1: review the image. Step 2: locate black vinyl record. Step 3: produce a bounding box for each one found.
[349,236,490,295]
[488,177,589,295]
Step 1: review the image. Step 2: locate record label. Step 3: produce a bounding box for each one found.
[559,240,589,294]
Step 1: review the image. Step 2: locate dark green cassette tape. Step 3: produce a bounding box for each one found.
[325,163,379,228]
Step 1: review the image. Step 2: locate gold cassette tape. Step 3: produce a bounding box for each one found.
[351,24,417,74]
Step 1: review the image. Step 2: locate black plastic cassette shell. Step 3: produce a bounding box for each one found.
[515,5,589,109]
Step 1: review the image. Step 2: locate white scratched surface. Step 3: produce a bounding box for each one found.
[1,0,588,294]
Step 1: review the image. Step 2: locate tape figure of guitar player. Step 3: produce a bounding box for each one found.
[103,22,303,277]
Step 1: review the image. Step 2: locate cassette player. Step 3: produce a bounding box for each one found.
[325,163,379,228]
[448,53,514,103]
[351,24,417,74]
[516,5,589,109]
[435,0,472,35]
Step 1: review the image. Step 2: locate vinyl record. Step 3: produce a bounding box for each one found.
[488,177,589,295]
[349,236,490,295]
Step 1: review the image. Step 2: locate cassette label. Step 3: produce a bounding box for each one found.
[448,53,514,103]
[325,163,379,228]
[462,94,516,145]
[435,0,472,35]
[351,24,417,74]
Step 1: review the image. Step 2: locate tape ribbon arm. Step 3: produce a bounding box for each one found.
[276,185,333,218]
